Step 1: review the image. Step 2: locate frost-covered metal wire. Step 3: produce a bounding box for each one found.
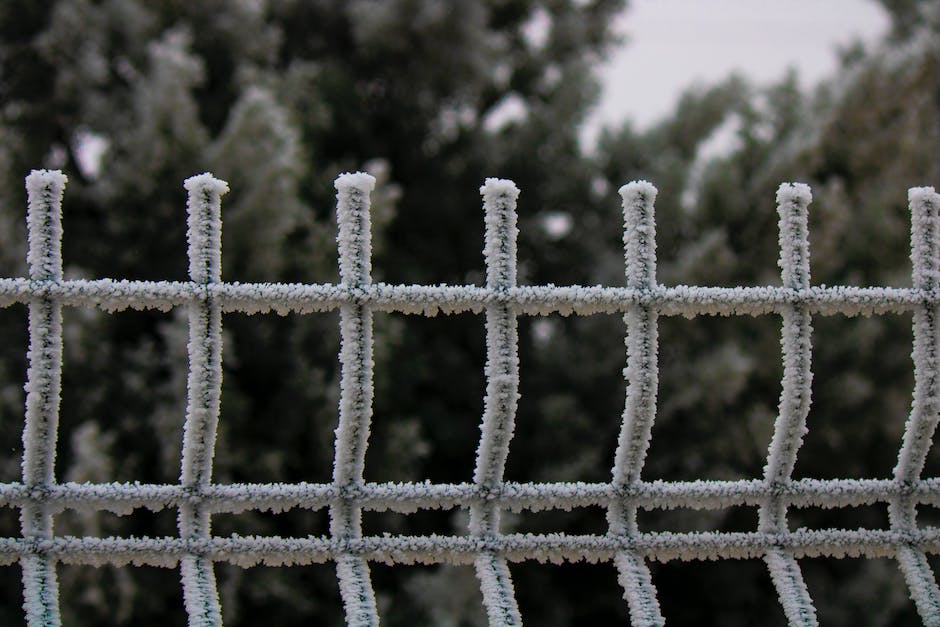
[331,172,380,626]
[760,183,817,626]
[21,170,68,627]
[178,174,229,627]
[472,179,523,626]
[892,187,940,625]
[2,170,940,626]
[609,181,664,627]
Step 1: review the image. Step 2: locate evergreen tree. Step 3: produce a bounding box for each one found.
[592,2,940,623]
[0,1,628,624]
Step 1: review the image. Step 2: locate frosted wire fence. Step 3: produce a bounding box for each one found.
[1,170,940,627]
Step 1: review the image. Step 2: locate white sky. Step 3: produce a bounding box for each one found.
[583,0,891,147]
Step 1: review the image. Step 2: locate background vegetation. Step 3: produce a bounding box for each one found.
[0,0,938,624]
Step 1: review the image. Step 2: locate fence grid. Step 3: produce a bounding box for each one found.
[1,169,940,626]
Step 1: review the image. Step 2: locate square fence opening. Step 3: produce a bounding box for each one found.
[214,563,344,626]
[511,312,626,485]
[797,312,915,480]
[367,311,484,485]
[650,313,782,483]
[58,563,187,627]
[511,561,632,627]
[801,556,922,626]
[653,558,787,627]
[216,310,340,485]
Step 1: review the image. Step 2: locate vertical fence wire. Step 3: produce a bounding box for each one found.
[891,187,940,625]
[470,178,523,626]
[331,173,380,626]
[759,183,817,626]
[20,170,68,627]
[178,173,229,626]
[608,181,665,627]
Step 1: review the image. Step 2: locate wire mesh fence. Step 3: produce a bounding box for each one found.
[1,168,939,626]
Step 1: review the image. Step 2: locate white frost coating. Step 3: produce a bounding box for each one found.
[618,181,657,290]
[890,186,940,625]
[9,171,940,624]
[179,173,228,627]
[766,548,817,626]
[25,170,67,282]
[761,310,814,490]
[615,552,664,627]
[20,555,60,626]
[2,527,940,569]
[897,545,940,626]
[908,187,940,293]
[184,173,229,285]
[335,171,377,195]
[21,170,68,627]
[181,556,223,626]
[610,180,659,487]
[1,279,939,318]
[335,172,376,287]
[480,178,520,291]
[475,553,522,626]
[760,183,817,626]
[330,173,379,626]
[22,171,68,487]
[336,556,379,626]
[895,186,940,483]
[763,182,814,491]
[776,183,812,291]
[471,178,523,625]
[609,180,664,626]
[775,182,812,208]
[480,178,520,198]
[472,179,521,486]
[5,476,940,517]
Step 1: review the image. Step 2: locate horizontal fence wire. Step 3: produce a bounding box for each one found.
[2,477,940,513]
[1,169,940,626]
[2,280,939,317]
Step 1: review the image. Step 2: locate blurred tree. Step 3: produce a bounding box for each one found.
[0,1,630,625]
[592,1,940,624]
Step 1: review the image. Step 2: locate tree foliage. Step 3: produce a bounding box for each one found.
[0,1,627,625]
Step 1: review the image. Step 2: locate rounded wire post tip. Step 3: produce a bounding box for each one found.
[909,186,939,208]
[183,172,230,196]
[25,169,69,196]
[909,186,940,291]
[619,180,658,290]
[25,170,69,282]
[776,182,812,207]
[480,178,520,202]
[334,172,377,194]
[618,180,658,205]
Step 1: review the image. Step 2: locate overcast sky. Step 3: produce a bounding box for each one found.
[583,0,891,146]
